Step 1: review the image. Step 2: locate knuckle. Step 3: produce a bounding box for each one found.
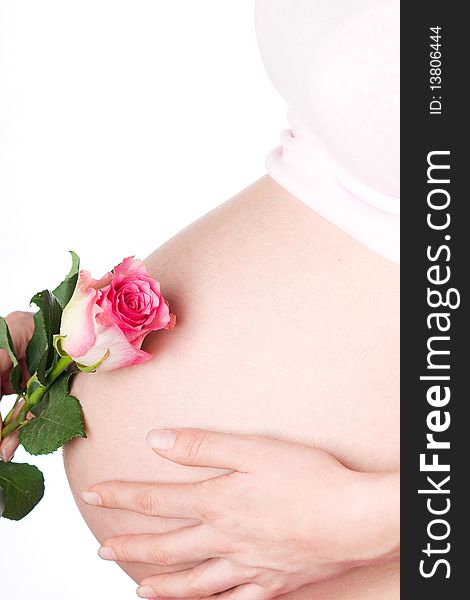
[149,543,174,566]
[272,580,292,596]
[200,506,219,522]
[137,488,160,516]
[149,578,173,598]
[242,565,263,582]
[186,572,210,597]
[6,310,28,324]
[104,486,122,509]
[6,311,33,335]
[113,538,133,563]
[184,430,208,463]
[150,583,166,597]
[188,584,210,597]
[217,534,237,555]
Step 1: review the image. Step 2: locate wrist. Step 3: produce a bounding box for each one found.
[344,470,400,566]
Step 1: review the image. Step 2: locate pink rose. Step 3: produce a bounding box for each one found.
[59,257,175,371]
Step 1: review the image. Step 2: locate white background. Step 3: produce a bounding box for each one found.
[0,1,285,597]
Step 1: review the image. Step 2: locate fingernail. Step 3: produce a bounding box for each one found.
[145,429,176,450]
[136,586,155,598]
[98,546,117,561]
[80,491,103,506]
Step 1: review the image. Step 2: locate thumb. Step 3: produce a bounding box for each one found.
[5,312,35,361]
[0,429,20,463]
[1,312,34,397]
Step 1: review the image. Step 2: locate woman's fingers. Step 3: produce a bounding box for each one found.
[137,558,247,599]
[0,312,34,375]
[146,428,267,471]
[1,311,33,399]
[0,429,20,463]
[82,480,210,519]
[0,399,33,462]
[100,525,222,567]
[202,583,268,600]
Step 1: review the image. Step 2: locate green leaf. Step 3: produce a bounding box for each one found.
[0,462,45,520]
[0,316,22,393]
[25,290,62,384]
[19,373,86,455]
[25,252,80,381]
[26,309,47,378]
[53,251,80,309]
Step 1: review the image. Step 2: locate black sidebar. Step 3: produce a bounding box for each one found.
[401,2,468,599]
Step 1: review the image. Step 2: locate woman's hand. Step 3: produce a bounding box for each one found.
[0,311,34,462]
[82,429,399,599]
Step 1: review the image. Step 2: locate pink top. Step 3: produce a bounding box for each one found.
[256,0,400,264]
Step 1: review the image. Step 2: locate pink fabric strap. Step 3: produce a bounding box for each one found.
[267,112,400,263]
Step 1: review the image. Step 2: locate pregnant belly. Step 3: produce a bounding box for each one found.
[63,178,399,598]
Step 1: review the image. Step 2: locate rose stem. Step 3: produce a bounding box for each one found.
[0,356,73,439]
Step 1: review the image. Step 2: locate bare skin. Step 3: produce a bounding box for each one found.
[64,175,399,599]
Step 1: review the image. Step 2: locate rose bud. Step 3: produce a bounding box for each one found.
[59,257,174,371]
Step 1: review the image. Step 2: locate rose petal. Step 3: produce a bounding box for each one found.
[165,311,177,330]
[60,276,101,358]
[73,323,152,371]
[113,256,147,277]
